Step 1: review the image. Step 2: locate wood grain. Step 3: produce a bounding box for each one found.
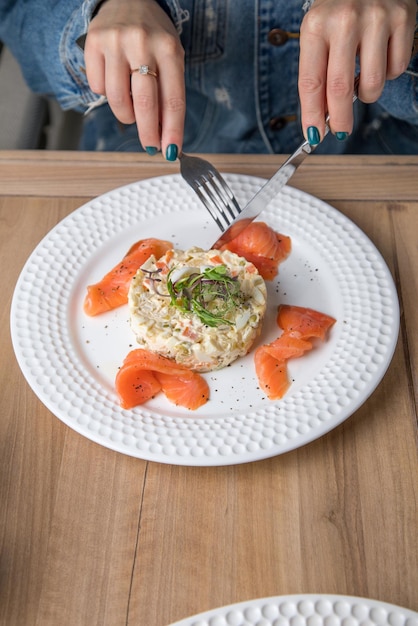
[0,153,417,626]
[1,151,417,200]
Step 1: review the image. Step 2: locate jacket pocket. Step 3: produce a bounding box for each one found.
[165,0,227,62]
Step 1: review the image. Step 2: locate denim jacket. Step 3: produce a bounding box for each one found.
[0,0,417,153]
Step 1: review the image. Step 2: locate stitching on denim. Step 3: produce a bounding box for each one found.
[163,0,190,34]
[181,0,226,63]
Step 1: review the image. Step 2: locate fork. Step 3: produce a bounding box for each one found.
[179,153,242,232]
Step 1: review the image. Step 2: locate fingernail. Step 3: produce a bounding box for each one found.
[307,126,320,146]
[145,146,158,156]
[165,144,178,161]
[335,132,348,141]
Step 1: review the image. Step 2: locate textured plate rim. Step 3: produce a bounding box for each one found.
[167,593,418,626]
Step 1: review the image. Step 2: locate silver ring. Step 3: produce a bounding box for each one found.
[131,65,158,78]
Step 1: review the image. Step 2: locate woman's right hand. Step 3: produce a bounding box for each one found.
[84,0,186,160]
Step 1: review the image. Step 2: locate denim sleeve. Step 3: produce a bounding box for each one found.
[377,51,418,126]
[0,0,103,111]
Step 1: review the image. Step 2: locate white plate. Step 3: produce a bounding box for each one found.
[10,174,399,466]
[167,594,418,626]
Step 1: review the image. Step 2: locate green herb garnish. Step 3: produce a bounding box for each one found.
[167,264,242,327]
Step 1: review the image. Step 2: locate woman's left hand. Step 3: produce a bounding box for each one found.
[298,0,417,145]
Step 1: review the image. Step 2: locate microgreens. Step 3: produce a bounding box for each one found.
[167,264,242,327]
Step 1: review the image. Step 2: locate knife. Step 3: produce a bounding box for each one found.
[212,76,360,248]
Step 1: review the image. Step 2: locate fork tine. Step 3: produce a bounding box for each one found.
[179,153,242,231]
[197,178,239,232]
[198,175,237,226]
[193,184,227,232]
[208,171,241,219]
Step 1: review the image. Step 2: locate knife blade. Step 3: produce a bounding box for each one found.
[212,75,360,248]
[212,138,314,247]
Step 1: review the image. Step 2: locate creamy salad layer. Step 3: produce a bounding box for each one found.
[128,247,267,371]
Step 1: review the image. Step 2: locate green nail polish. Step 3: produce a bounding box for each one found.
[165,144,178,161]
[335,132,348,141]
[145,146,158,156]
[307,126,320,146]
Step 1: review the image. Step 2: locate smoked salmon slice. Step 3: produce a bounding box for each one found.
[277,304,336,339]
[215,221,291,280]
[255,305,336,400]
[115,366,162,409]
[155,371,209,411]
[115,348,209,410]
[254,347,290,399]
[263,332,313,360]
[84,238,173,316]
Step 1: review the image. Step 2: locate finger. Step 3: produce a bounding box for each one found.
[84,36,106,95]
[104,55,136,125]
[387,21,416,79]
[298,26,329,145]
[131,66,161,151]
[357,22,389,103]
[325,38,358,137]
[159,79,186,160]
[156,41,185,159]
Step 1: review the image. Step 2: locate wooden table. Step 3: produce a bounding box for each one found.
[1,151,417,626]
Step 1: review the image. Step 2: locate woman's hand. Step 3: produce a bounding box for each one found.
[299,0,416,145]
[84,0,185,159]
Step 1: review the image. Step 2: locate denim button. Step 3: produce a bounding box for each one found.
[269,114,297,131]
[267,28,300,46]
[268,28,288,46]
[269,116,287,130]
